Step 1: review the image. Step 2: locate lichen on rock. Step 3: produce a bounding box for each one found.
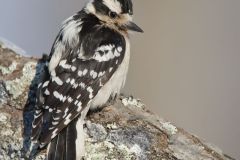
[5,62,37,99]
[0,82,9,106]
[121,96,145,108]
[0,61,18,75]
[161,122,178,135]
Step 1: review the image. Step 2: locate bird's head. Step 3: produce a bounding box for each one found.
[85,0,143,33]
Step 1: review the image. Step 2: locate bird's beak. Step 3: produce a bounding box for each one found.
[124,21,144,33]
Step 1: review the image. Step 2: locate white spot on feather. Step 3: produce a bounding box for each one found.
[38,83,42,88]
[79,82,86,89]
[59,59,71,69]
[117,46,123,52]
[34,112,42,119]
[83,69,88,75]
[53,91,67,102]
[78,70,83,77]
[98,71,105,78]
[77,94,81,99]
[52,76,63,85]
[87,87,94,99]
[64,114,72,125]
[49,127,54,130]
[63,108,69,118]
[77,102,82,112]
[114,48,121,57]
[71,66,77,72]
[51,128,59,139]
[53,116,60,121]
[42,81,49,88]
[49,108,53,112]
[35,109,41,114]
[66,78,71,83]
[52,121,59,126]
[68,97,73,103]
[109,67,113,72]
[44,89,50,95]
[73,83,78,89]
[90,70,98,79]
[72,58,76,62]
[74,100,79,106]
[99,79,104,87]
[70,79,75,85]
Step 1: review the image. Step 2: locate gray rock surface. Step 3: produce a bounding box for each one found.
[0,41,236,160]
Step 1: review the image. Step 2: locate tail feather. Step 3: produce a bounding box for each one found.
[56,130,66,160]
[47,134,58,160]
[65,118,77,160]
[47,118,78,160]
[47,128,66,160]
[46,105,90,160]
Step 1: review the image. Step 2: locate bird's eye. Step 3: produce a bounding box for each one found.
[109,11,118,19]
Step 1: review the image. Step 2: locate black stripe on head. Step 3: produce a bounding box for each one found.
[117,0,133,15]
[93,0,111,15]
[92,0,133,15]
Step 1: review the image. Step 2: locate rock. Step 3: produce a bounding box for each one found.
[0,41,236,160]
[0,37,28,57]
[0,112,10,124]
[0,82,9,106]
[86,121,108,141]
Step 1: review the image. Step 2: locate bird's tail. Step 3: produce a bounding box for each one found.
[47,116,85,160]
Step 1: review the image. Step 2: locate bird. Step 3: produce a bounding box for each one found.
[30,0,143,159]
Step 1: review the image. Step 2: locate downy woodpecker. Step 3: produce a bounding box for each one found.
[31,0,143,159]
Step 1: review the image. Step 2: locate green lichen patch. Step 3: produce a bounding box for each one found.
[121,96,145,109]
[160,122,178,135]
[0,61,18,75]
[85,137,138,160]
[5,62,37,100]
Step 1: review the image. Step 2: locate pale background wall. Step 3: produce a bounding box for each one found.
[0,0,239,159]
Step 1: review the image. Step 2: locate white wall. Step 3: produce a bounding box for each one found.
[0,0,239,159]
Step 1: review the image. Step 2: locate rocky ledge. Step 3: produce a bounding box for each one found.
[0,41,235,160]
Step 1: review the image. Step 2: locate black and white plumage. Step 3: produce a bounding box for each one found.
[31,0,143,159]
